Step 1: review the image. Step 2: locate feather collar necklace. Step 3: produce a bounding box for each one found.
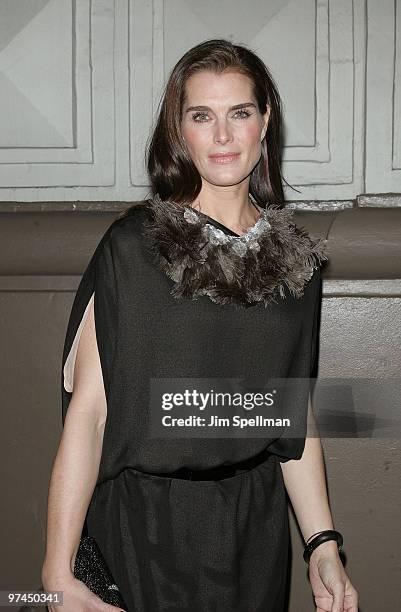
[141,192,328,308]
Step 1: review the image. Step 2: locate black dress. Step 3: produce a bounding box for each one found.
[61,200,323,612]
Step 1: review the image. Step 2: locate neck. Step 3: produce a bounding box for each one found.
[188,192,261,236]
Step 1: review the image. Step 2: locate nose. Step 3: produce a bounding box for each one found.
[214,120,233,144]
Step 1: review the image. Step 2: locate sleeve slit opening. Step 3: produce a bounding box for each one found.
[63,291,95,393]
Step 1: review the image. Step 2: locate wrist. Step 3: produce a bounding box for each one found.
[309,539,340,562]
[41,561,74,587]
[303,529,343,564]
[305,527,334,545]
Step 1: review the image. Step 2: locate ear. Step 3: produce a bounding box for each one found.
[261,105,270,140]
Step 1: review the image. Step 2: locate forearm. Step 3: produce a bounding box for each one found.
[42,407,105,582]
[280,395,335,546]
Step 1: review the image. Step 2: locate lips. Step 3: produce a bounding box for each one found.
[209,153,240,163]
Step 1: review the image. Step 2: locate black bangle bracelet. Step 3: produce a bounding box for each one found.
[303,530,343,564]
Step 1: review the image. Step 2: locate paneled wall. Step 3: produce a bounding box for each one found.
[0,0,400,203]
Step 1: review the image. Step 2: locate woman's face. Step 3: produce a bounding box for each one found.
[180,70,270,189]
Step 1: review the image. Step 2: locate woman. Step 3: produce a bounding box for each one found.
[42,39,358,611]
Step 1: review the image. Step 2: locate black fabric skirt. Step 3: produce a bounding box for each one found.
[86,451,290,612]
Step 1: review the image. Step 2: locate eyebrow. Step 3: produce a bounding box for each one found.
[185,102,256,113]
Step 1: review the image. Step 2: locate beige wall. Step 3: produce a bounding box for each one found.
[0,203,400,611]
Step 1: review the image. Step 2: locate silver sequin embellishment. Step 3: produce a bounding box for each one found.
[183,204,271,258]
[183,208,199,224]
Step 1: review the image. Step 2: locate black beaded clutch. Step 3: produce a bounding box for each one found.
[73,535,128,610]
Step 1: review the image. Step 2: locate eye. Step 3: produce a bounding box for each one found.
[191,112,209,122]
[191,108,252,123]
[234,109,251,119]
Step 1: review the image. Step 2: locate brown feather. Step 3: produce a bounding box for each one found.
[141,193,328,308]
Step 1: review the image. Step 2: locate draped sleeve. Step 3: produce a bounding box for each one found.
[266,266,323,462]
[61,222,119,426]
[309,267,322,379]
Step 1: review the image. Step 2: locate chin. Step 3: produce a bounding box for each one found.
[208,178,247,188]
[210,170,249,183]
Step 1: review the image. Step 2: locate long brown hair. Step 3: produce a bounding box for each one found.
[123,38,290,218]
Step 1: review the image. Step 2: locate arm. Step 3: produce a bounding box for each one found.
[281,394,359,611]
[280,393,338,560]
[42,298,107,583]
